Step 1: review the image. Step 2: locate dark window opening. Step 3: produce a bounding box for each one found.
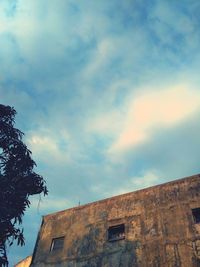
[50,237,64,251]
[192,208,200,224]
[108,224,125,242]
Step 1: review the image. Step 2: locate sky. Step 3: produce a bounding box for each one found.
[1,0,200,265]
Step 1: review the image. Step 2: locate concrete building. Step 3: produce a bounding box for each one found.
[15,256,32,267]
[31,174,200,267]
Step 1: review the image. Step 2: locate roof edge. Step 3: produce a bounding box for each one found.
[44,173,200,218]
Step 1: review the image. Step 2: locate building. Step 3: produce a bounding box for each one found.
[31,174,200,267]
[15,256,32,267]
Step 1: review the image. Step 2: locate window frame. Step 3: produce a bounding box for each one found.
[192,208,200,224]
[107,223,125,242]
[50,236,65,252]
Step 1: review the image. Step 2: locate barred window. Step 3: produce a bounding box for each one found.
[108,224,125,242]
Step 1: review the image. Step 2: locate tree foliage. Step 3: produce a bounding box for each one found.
[0,104,48,266]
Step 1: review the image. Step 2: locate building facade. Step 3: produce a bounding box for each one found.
[31,174,200,267]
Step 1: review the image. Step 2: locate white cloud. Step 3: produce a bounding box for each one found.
[27,130,71,164]
[30,195,74,214]
[82,36,119,80]
[114,171,160,195]
[150,1,194,36]
[0,0,86,66]
[86,83,200,157]
[90,170,160,198]
[109,84,200,153]
[2,0,200,265]
[87,110,122,137]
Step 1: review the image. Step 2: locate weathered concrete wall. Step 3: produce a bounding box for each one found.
[31,174,200,267]
[15,256,32,267]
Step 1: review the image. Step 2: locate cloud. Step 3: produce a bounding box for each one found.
[30,195,74,214]
[90,170,161,198]
[113,171,161,195]
[116,111,200,185]
[27,131,71,164]
[83,38,116,78]
[1,0,200,265]
[109,84,200,153]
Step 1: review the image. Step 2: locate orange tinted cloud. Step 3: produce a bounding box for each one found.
[110,85,200,152]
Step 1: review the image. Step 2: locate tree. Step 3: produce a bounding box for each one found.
[0,104,48,266]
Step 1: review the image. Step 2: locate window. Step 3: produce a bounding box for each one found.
[50,237,64,251]
[192,208,200,224]
[108,224,125,242]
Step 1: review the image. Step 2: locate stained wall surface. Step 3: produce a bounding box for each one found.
[31,174,200,267]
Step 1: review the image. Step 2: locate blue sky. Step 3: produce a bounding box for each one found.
[1,0,200,265]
